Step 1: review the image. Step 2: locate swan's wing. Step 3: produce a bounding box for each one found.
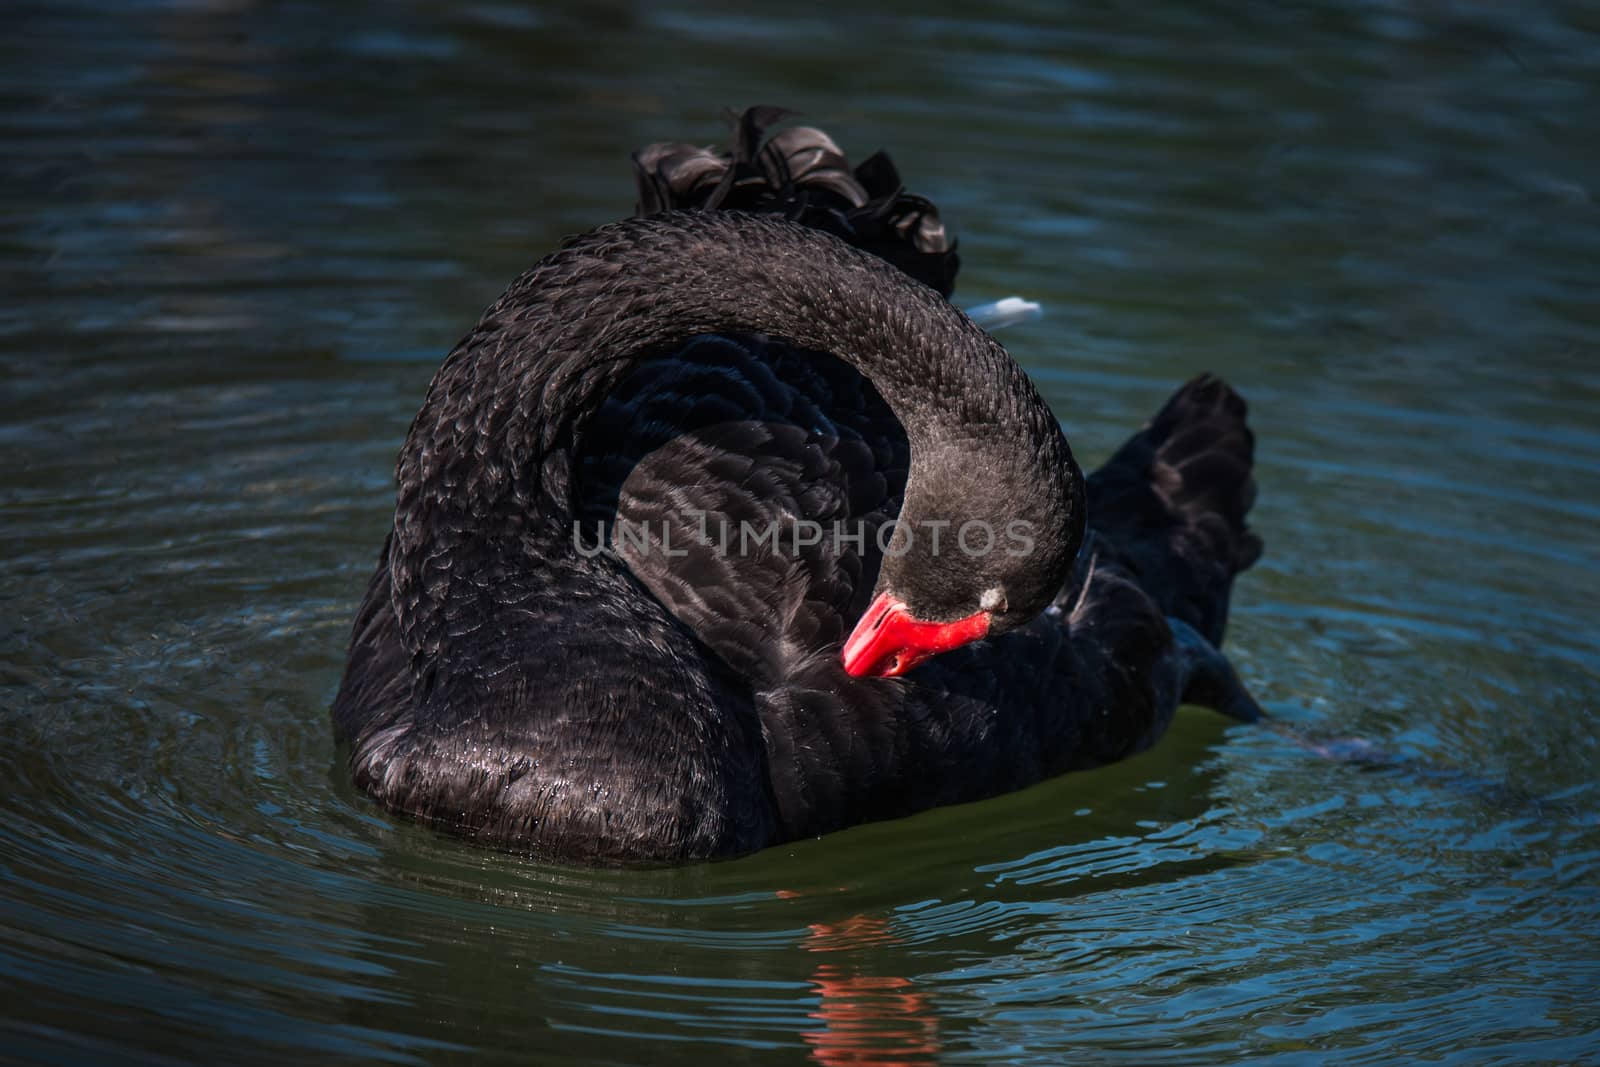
[1083,374,1262,645]
[574,333,908,687]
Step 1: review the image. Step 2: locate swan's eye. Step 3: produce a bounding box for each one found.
[979,586,1008,613]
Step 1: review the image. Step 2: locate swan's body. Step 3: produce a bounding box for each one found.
[334,114,1262,863]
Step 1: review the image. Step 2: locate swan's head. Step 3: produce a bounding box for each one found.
[841,447,1084,678]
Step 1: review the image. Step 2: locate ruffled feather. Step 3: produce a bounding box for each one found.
[633,106,960,297]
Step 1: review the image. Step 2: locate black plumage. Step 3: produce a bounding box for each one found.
[633,105,959,297]
[333,112,1263,864]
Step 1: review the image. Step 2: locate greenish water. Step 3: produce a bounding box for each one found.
[4,2,1598,1063]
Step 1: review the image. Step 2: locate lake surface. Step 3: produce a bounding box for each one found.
[4,2,1598,1063]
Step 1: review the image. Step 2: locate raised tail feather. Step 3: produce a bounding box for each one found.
[632,105,960,297]
[1087,373,1262,677]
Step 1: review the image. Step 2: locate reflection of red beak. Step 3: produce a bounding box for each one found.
[841,593,992,678]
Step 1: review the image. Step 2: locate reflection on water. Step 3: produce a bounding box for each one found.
[801,916,939,1067]
[4,0,1600,1064]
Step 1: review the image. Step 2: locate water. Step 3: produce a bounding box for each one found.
[4,2,1598,1063]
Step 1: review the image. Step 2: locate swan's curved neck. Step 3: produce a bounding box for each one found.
[390,211,1081,659]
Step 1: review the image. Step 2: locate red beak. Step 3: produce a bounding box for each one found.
[841,593,992,678]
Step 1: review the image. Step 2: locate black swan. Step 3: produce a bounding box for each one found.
[333,109,1264,863]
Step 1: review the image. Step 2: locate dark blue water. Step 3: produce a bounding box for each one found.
[4,2,1598,1063]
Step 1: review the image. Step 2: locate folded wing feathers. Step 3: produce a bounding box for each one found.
[632,106,960,296]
